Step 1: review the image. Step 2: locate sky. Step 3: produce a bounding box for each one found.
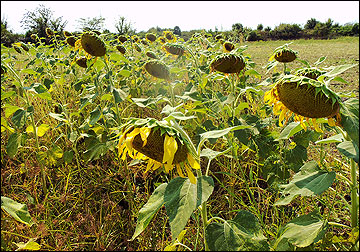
[1,1,359,34]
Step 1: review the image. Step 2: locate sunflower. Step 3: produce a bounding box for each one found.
[210,53,246,74]
[144,60,170,80]
[116,45,126,54]
[118,35,128,43]
[66,36,77,47]
[223,41,235,52]
[75,31,106,60]
[13,45,22,54]
[270,43,298,63]
[63,31,72,37]
[118,118,200,184]
[76,57,88,68]
[145,33,157,42]
[163,42,185,57]
[264,75,342,133]
[158,36,167,44]
[131,35,139,43]
[163,31,177,42]
[46,28,54,37]
[146,51,158,59]
[294,67,326,80]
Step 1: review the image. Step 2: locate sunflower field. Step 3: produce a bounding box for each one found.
[1,30,359,251]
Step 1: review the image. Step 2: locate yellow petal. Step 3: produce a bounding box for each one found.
[163,134,178,164]
[176,163,185,178]
[327,117,336,127]
[312,118,323,133]
[187,154,200,169]
[164,162,173,173]
[152,161,162,171]
[140,127,151,147]
[278,108,287,127]
[185,164,196,184]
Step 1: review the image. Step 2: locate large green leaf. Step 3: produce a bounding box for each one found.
[337,140,359,163]
[1,196,34,226]
[205,210,269,251]
[164,176,214,241]
[89,106,101,126]
[273,211,328,249]
[275,161,336,205]
[200,125,252,140]
[276,122,303,141]
[11,108,26,128]
[130,183,167,241]
[340,98,359,148]
[315,133,344,144]
[6,132,22,158]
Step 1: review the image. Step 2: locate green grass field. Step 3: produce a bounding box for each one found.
[1,35,359,251]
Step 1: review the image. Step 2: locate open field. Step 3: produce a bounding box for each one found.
[1,34,359,251]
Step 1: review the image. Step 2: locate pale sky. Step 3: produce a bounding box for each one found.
[1,1,359,34]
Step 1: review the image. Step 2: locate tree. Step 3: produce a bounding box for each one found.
[257,24,263,31]
[115,16,135,35]
[232,23,244,33]
[77,16,105,32]
[173,26,181,36]
[20,4,67,39]
[304,18,318,30]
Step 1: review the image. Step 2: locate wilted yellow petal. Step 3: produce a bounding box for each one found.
[327,117,336,127]
[185,164,196,184]
[163,134,178,164]
[312,118,323,133]
[176,163,185,178]
[187,154,200,169]
[140,127,151,147]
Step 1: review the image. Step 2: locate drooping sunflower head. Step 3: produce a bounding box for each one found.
[144,60,170,80]
[210,53,246,74]
[271,44,298,63]
[141,39,149,46]
[223,41,235,52]
[146,51,158,59]
[30,34,38,41]
[46,28,54,37]
[116,45,126,54]
[76,57,88,68]
[215,34,223,40]
[134,43,142,52]
[63,31,72,37]
[75,31,106,57]
[66,36,77,47]
[163,42,185,57]
[163,31,177,42]
[146,33,157,42]
[264,75,342,132]
[19,42,29,52]
[13,45,22,54]
[294,67,326,80]
[118,118,200,183]
[118,35,128,43]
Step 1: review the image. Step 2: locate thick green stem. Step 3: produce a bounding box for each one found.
[349,158,358,228]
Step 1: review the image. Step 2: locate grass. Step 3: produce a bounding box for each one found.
[1,36,359,251]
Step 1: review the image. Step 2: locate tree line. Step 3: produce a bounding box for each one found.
[1,4,359,47]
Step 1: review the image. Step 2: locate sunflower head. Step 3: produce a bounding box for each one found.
[158,36,167,44]
[77,32,106,57]
[146,33,157,42]
[146,51,158,59]
[163,31,176,42]
[66,36,77,47]
[134,43,142,52]
[144,60,170,80]
[116,45,126,54]
[30,34,38,41]
[215,34,223,40]
[63,31,72,37]
[20,42,29,52]
[210,53,246,74]
[131,35,139,43]
[163,42,185,57]
[118,118,200,183]
[223,41,235,52]
[294,67,326,80]
[46,28,54,37]
[264,75,342,132]
[118,35,128,43]
[13,45,22,54]
[141,39,149,46]
[271,44,298,63]
[76,57,88,68]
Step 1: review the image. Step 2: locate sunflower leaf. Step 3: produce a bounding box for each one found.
[1,196,34,226]
[130,183,167,241]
